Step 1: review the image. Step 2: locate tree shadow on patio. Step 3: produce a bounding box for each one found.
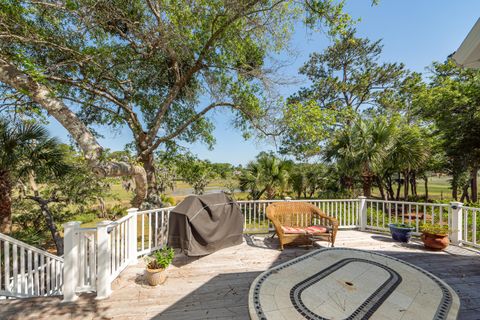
[146,235,326,319]
[148,232,480,319]
[0,294,110,319]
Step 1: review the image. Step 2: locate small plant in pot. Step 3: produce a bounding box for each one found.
[388,223,415,243]
[420,224,450,251]
[144,247,175,286]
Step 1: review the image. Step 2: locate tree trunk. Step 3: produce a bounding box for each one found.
[266,185,275,200]
[395,172,402,201]
[362,174,372,198]
[0,170,12,233]
[452,184,458,201]
[376,176,385,200]
[385,175,394,200]
[471,166,478,203]
[424,176,429,201]
[28,177,64,254]
[140,151,158,195]
[0,58,147,207]
[341,176,354,194]
[39,200,63,255]
[138,151,164,208]
[460,184,470,203]
[410,172,417,198]
[403,171,409,200]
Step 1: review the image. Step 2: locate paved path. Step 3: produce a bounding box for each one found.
[1,230,479,319]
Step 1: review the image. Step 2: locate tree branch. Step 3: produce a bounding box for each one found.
[146,0,262,142]
[142,101,277,157]
[0,56,147,206]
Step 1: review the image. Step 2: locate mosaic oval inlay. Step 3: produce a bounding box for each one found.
[248,248,460,320]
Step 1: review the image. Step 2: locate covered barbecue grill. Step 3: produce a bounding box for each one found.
[167,193,244,256]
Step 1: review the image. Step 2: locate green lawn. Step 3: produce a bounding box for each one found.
[104,175,458,208]
[372,175,458,201]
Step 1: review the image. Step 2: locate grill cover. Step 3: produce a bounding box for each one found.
[167,193,244,256]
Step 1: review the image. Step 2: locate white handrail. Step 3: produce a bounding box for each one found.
[0,233,63,262]
[136,207,175,215]
[0,232,63,298]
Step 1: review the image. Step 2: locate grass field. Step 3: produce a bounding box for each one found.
[80,175,459,228]
[103,176,458,206]
[372,176,461,201]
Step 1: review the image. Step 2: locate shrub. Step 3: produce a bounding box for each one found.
[145,247,175,270]
[107,204,128,219]
[420,223,449,235]
[160,195,176,206]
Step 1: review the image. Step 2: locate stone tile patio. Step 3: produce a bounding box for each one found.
[1,230,479,319]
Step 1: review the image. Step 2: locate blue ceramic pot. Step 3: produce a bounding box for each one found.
[388,223,415,243]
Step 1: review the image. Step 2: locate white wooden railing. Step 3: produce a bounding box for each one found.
[0,233,63,298]
[361,199,480,248]
[459,204,480,248]
[61,197,477,302]
[136,207,172,256]
[239,199,359,233]
[61,207,173,301]
[2,196,476,302]
[363,199,452,233]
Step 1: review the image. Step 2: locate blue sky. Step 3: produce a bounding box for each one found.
[47,0,480,165]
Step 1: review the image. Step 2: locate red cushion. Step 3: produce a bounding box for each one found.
[304,225,328,234]
[281,226,307,234]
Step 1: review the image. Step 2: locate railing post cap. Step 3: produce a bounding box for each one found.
[63,221,81,228]
[450,201,463,207]
[358,196,367,199]
[126,207,139,213]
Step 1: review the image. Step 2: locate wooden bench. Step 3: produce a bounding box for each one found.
[266,202,338,250]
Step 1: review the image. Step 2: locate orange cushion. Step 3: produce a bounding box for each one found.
[304,225,328,234]
[281,226,307,234]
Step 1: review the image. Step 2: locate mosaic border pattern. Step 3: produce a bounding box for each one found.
[251,248,453,320]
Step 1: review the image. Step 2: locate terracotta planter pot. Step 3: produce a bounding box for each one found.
[421,232,449,251]
[145,268,167,286]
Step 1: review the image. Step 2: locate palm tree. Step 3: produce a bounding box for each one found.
[290,168,307,199]
[239,153,291,200]
[238,161,263,199]
[0,119,68,233]
[386,124,430,200]
[289,164,325,199]
[325,116,396,197]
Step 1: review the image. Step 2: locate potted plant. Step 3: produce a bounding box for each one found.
[420,224,450,250]
[144,247,175,286]
[388,223,415,243]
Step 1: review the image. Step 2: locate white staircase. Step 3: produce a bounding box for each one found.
[0,232,63,298]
